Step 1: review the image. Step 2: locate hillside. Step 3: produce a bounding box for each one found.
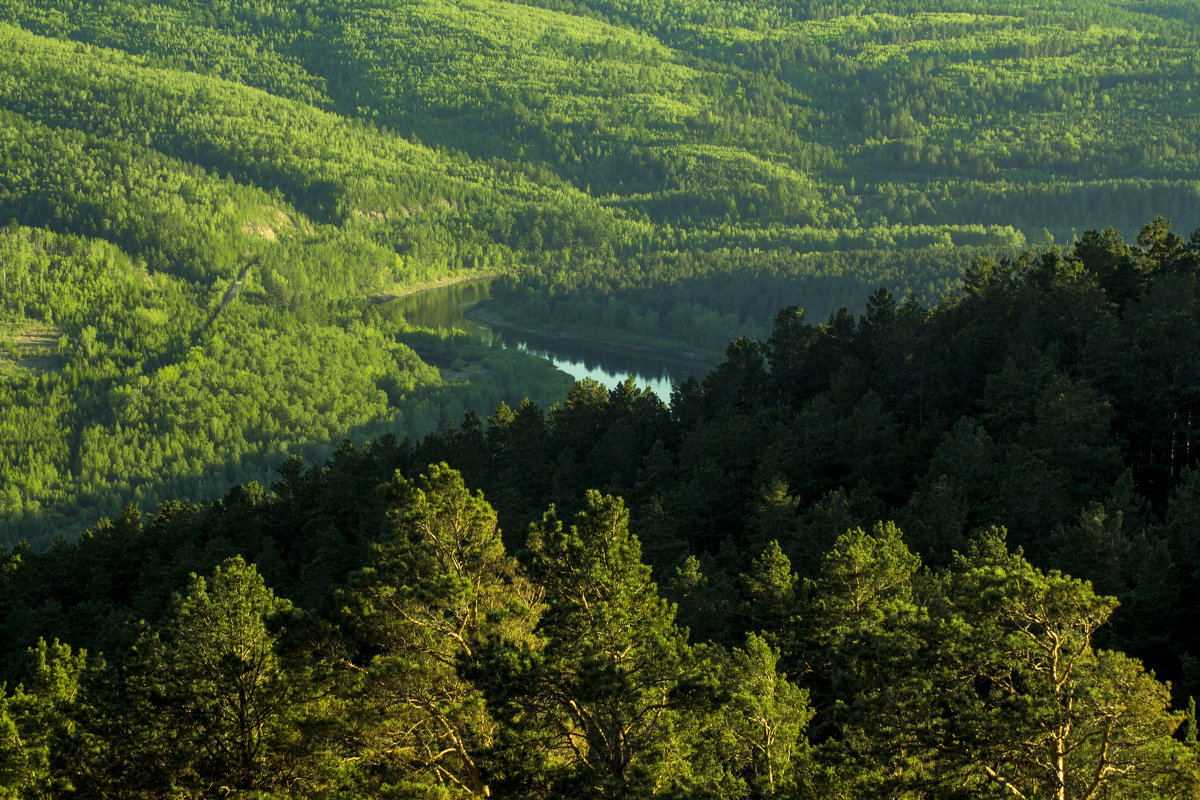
[1,0,1199,543]
[4,225,1200,797]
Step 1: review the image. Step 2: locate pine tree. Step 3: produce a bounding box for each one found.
[513,491,696,797]
[720,634,814,798]
[340,463,541,797]
[117,557,317,796]
[833,529,1200,799]
[0,639,96,799]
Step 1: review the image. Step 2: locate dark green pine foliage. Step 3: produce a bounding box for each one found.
[664,555,736,647]
[339,463,541,798]
[510,492,697,797]
[7,218,1200,796]
[736,541,800,652]
[110,556,327,796]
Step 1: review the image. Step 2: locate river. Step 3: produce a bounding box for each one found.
[389,278,717,400]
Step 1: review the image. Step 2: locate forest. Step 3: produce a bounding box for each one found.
[3,221,1200,797]
[1,0,1199,541]
[3,0,1200,792]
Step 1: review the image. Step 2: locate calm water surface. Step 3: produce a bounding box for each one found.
[391,278,715,399]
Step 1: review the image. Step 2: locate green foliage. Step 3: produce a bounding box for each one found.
[340,463,541,797]
[835,529,1200,799]
[114,557,324,796]
[1,0,1199,542]
[6,309,1200,797]
[0,639,95,799]
[801,521,924,723]
[515,492,697,796]
[717,634,814,798]
[737,541,799,648]
[3,0,1200,786]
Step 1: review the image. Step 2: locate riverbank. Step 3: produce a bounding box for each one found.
[464,303,722,374]
[369,271,500,304]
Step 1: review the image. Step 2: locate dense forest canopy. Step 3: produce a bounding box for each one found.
[5,223,1200,797]
[3,0,1200,793]
[0,0,1198,542]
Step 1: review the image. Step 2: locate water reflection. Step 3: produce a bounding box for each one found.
[392,278,713,399]
[508,336,683,401]
[389,279,497,343]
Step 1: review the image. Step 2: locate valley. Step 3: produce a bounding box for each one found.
[2,1,1200,796]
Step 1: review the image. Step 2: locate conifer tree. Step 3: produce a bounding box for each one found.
[721,633,814,798]
[0,639,95,799]
[117,556,316,796]
[830,529,1200,799]
[341,463,541,797]
[514,491,695,797]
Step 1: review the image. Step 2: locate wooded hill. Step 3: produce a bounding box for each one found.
[0,1,1198,538]
[4,221,1200,798]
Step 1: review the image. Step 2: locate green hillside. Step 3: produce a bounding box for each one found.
[6,226,1200,797]
[1,0,1199,543]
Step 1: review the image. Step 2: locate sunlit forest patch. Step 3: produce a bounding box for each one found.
[0,0,1197,543]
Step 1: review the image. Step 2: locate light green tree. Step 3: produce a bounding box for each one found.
[0,639,95,800]
[830,528,1200,800]
[721,634,813,798]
